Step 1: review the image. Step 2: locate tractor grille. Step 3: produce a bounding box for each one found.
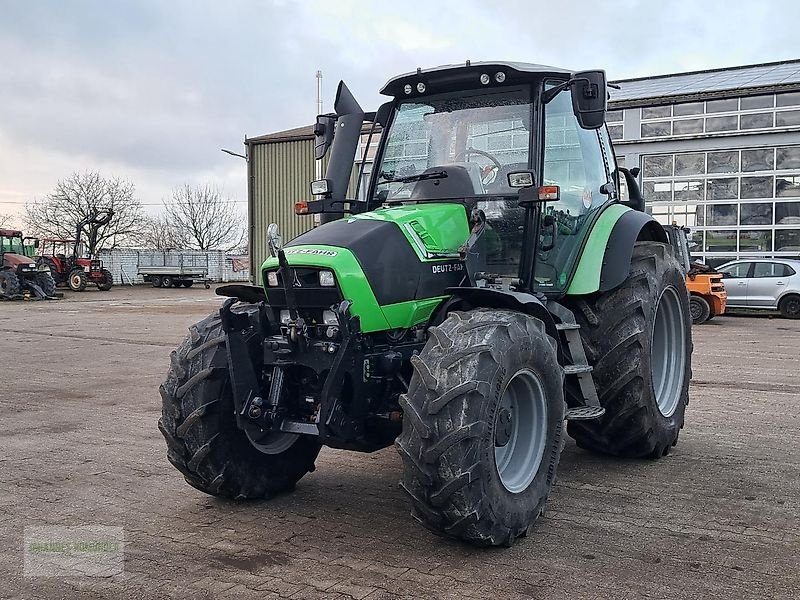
[263,267,342,309]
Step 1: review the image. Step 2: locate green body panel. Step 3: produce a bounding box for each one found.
[381,296,446,329]
[260,204,471,334]
[566,204,631,295]
[346,203,469,260]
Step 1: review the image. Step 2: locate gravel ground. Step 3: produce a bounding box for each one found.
[2,285,798,599]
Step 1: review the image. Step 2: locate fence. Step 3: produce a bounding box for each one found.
[98,249,250,285]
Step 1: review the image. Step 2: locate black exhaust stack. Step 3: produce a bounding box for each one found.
[319,81,364,224]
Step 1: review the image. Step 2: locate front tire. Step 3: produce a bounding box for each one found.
[397,309,564,546]
[689,294,711,324]
[68,269,88,291]
[563,242,692,459]
[0,271,21,296]
[158,309,321,498]
[37,272,56,296]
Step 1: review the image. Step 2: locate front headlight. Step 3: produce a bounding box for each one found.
[318,270,335,287]
[266,271,279,287]
[38,264,51,272]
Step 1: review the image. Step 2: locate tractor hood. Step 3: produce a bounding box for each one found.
[261,203,471,332]
[3,252,36,268]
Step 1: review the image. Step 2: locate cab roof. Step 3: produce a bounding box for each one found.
[0,228,22,236]
[380,61,574,97]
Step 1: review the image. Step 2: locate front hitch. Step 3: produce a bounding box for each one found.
[219,298,273,436]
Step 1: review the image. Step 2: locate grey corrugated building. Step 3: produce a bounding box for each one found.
[246,59,800,282]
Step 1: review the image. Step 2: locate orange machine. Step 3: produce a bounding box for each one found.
[666,225,727,324]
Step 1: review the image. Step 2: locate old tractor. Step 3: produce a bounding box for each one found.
[0,228,56,299]
[159,62,692,546]
[36,210,114,292]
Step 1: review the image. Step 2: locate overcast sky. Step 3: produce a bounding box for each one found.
[1,0,799,224]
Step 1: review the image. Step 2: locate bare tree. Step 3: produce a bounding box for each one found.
[164,184,245,251]
[137,215,190,250]
[0,214,12,228]
[25,171,145,255]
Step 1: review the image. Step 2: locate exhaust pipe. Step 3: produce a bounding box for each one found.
[320,81,364,224]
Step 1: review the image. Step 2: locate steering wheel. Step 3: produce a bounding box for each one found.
[455,148,502,186]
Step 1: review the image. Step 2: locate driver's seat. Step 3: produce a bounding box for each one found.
[409,163,484,200]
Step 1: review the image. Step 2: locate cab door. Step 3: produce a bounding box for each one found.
[747,261,790,308]
[718,261,753,306]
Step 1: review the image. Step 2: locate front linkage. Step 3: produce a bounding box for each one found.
[219,292,423,453]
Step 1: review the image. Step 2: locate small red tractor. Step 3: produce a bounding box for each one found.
[36,210,114,292]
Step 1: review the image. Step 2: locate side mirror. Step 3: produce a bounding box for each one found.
[313,114,336,160]
[375,102,393,128]
[266,223,283,257]
[571,70,607,130]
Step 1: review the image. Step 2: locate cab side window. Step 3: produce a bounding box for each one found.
[543,87,610,218]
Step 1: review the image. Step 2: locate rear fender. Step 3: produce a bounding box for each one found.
[567,205,668,295]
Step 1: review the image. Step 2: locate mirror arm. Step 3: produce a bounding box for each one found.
[541,80,571,104]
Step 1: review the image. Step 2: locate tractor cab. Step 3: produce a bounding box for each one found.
[0,229,26,257]
[304,62,637,296]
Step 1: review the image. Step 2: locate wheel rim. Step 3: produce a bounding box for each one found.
[651,286,687,417]
[494,369,548,494]
[689,298,703,321]
[784,298,800,316]
[246,430,298,455]
[70,274,82,287]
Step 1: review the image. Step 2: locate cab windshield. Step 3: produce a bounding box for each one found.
[372,88,532,202]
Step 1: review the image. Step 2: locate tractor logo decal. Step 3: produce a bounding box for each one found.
[431,262,465,274]
[285,248,338,257]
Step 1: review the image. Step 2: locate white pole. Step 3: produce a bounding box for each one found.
[315,70,323,181]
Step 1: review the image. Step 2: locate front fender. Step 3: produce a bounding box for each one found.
[434,287,563,359]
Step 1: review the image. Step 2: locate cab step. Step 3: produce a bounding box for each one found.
[565,406,606,421]
[563,364,592,375]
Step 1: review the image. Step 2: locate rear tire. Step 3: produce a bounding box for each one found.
[68,269,88,291]
[563,242,692,459]
[162,276,174,288]
[37,272,56,296]
[97,268,113,291]
[0,271,21,296]
[397,309,564,546]
[689,295,711,324]
[158,309,321,498]
[151,276,162,288]
[778,294,800,319]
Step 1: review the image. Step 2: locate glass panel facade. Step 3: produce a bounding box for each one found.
[632,93,800,139]
[641,143,800,263]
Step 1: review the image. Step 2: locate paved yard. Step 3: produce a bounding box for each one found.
[2,286,798,599]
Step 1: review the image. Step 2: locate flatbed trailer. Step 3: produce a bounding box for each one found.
[137,252,211,289]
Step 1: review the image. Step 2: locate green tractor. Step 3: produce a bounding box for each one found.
[159,62,692,546]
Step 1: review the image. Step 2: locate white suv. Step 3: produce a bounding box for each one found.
[717,258,800,319]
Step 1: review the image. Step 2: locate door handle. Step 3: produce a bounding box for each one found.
[737,282,746,286]
[776,281,785,285]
